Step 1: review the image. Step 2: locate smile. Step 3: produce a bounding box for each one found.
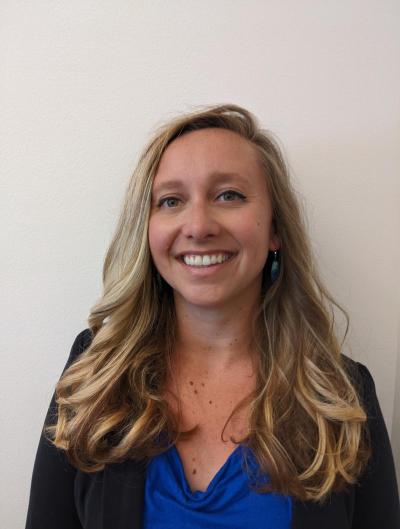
[180,253,235,267]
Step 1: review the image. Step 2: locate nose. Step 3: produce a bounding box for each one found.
[180,201,221,240]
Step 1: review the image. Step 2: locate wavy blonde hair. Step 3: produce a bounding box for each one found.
[48,104,371,502]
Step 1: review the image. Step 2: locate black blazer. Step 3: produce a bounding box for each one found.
[26,329,400,529]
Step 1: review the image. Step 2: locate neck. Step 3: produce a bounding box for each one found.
[172,296,260,373]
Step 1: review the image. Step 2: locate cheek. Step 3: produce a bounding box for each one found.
[240,215,271,262]
[148,219,172,260]
[244,214,270,243]
[148,220,160,258]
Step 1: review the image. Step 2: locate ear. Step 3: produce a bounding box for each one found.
[269,219,281,251]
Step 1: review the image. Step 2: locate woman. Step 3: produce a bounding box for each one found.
[26,104,399,528]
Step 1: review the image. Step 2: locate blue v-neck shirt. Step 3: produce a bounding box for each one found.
[143,444,292,528]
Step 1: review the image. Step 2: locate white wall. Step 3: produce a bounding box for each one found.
[1,1,399,526]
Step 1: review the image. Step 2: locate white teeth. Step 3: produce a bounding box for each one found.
[182,253,232,267]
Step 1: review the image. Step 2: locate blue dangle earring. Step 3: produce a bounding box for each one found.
[270,250,280,282]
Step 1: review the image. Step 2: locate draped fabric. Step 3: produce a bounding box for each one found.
[143,444,292,529]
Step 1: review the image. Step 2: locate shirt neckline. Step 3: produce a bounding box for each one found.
[170,443,243,497]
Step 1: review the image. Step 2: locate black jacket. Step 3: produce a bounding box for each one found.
[26,329,400,528]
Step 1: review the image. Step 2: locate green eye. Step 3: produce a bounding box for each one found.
[157,190,246,208]
[158,197,180,208]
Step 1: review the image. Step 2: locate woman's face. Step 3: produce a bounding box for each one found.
[148,128,280,310]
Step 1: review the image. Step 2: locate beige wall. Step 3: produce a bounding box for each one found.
[1,1,399,526]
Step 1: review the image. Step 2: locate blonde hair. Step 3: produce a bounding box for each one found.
[48,104,371,502]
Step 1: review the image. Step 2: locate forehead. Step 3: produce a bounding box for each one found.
[153,128,265,189]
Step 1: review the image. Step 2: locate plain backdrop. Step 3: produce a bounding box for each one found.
[1,1,399,527]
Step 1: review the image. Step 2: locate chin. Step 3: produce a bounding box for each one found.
[174,290,234,309]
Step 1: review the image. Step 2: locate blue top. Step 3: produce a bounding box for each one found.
[143,444,292,528]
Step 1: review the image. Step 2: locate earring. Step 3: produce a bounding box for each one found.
[271,250,280,282]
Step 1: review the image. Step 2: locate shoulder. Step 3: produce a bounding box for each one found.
[340,352,370,382]
[73,328,93,352]
[63,328,94,371]
[339,357,400,525]
[340,353,377,412]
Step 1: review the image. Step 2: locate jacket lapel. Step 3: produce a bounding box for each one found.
[100,459,146,529]
[73,329,146,528]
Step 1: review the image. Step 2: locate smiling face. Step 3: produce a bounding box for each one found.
[148,128,280,310]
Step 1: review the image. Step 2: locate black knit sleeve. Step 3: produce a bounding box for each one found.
[352,361,400,529]
[25,329,93,529]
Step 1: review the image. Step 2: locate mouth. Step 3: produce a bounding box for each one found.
[177,252,237,270]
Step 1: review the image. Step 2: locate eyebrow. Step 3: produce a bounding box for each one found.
[152,171,251,194]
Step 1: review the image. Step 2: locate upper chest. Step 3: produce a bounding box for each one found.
[163,362,256,492]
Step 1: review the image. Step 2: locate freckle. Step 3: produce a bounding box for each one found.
[189,381,194,386]
[201,382,205,387]
[192,468,197,474]
[194,389,198,394]
[192,457,196,461]
[209,400,212,404]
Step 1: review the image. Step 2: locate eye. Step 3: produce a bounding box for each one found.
[218,190,246,202]
[156,190,246,209]
[157,196,181,208]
